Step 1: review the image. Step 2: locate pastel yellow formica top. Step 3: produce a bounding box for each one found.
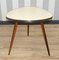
[6,7,53,22]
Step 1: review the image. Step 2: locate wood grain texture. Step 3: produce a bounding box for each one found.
[0,24,59,60]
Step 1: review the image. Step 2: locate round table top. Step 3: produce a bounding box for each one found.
[6,7,53,22]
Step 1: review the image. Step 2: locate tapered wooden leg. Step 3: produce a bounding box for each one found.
[8,22,18,55]
[27,24,29,36]
[40,22,50,56]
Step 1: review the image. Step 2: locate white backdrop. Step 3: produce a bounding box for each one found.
[0,0,58,21]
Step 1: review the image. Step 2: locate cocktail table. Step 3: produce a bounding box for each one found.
[6,7,53,56]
